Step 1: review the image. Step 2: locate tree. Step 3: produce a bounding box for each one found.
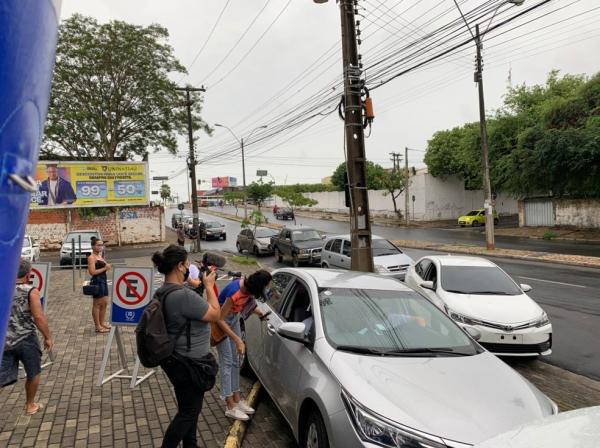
[223,191,246,217]
[160,184,171,202]
[331,161,385,190]
[246,180,273,209]
[240,209,268,258]
[380,170,406,218]
[275,187,318,224]
[42,14,211,161]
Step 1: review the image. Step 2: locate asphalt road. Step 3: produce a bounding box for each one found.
[42,207,600,380]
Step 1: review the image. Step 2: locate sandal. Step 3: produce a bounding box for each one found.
[25,403,43,416]
[95,328,109,333]
[102,323,112,329]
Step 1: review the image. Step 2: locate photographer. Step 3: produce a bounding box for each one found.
[215,270,272,421]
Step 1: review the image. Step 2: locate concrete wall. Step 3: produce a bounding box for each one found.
[554,199,600,228]
[26,206,166,249]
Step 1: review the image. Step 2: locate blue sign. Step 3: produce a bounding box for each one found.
[111,267,154,326]
[114,181,145,198]
[77,181,108,199]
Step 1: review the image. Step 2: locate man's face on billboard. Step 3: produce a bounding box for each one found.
[47,166,58,181]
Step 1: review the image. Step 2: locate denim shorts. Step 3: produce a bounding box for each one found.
[0,334,42,387]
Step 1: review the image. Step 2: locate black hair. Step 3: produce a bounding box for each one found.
[152,244,188,275]
[18,259,32,279]
[245,270,272,297]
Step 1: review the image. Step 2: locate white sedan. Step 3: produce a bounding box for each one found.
[405,255,552,357]
[21,235,40,262]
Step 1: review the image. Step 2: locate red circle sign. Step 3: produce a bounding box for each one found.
[115,272,148,306]
[30,268,43,292]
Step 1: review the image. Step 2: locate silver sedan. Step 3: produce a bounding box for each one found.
[244,268,557,448]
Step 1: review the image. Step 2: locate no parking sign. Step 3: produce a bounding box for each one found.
[30,263,51,311]
[111,267,154,326]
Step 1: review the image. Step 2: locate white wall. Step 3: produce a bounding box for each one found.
[554,199,600,228]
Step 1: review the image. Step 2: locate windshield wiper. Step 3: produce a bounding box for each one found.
[380,348,472,356]
[466,291,514,295]
[445,289,468,294]
[335,345,388,355]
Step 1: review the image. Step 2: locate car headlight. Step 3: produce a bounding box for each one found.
[375,264,389,273]
[22,249,31,255]
[342,390,446,448]
[447,308,480,326]
[535,312,550,328]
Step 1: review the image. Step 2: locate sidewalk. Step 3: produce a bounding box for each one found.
[0,254,259,448]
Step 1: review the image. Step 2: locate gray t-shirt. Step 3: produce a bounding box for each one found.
[161,285,210,359]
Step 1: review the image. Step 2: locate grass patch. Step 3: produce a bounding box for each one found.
[542,231,559,240]
[231,255,258,265]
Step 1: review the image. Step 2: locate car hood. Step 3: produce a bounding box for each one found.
[373,253,413,267]
[206,227,224,231]
[475,406,600,448]
[256,237,272,245]
[62,243,93,250]
[294,240,323,250]
[330,350,554,445]
[441,291,544,324]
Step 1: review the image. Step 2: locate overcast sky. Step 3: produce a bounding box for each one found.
[59,0,600,201]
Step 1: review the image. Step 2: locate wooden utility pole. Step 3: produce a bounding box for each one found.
[176,85,206,253]
[339,0,374,272]
[405,146,409,226]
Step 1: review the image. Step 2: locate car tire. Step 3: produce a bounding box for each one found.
[321,262,328,268]
[472,221,479,227]
[292,254,300,268]
[303,410,329,448]
[236,242,243,253]
[275,248,283,263]
[239,319,256,378]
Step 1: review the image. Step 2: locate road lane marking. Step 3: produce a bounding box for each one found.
[517,276,586,289]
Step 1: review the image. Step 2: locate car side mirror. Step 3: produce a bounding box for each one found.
[277,322,308,344]
[420,281,435,291]
[520,283,532,293]
[464,326,481,341]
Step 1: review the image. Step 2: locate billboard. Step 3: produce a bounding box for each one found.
[211,176,237,188]
[31,161,149,208]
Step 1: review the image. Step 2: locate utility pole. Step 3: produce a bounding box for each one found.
[176,85,206,253]
[389,152,401,173]
[241,138,248,219]
[404,146,409,226]
[474,24,495,250]
[339,0,374,272]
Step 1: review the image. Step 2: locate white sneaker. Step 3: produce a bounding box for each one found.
[225,407,250,421]
[236,400,255,415]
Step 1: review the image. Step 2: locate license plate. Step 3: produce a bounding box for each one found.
[497,334,523,343]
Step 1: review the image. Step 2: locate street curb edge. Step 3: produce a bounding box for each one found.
[223,381,262,448]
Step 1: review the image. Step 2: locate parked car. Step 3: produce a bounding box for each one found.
[275,207,295,220]
[59,230,102,266]
[321,234,413,279]
[243,268,557,448]
[171,213,192,229]
[405,255,552,357]
[458,208,499,227]
[475,405,600,448]
[270,227,322,267]
[237,227,278,256]
[21,235,40,262]
[199,221,226,240]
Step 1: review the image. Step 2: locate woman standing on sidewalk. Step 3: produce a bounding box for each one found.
[151,245,220,448]
[87,237,111,333]
[216,270,272,421]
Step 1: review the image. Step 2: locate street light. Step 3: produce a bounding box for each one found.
[214,123,268,219]
[452,0,525,250]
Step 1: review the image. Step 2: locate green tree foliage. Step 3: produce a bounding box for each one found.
[424,71,600,197]
[43,14,210,160]
[381,170,407,218]
[160,184,171,201]
[223,191,246,216]
[246,180,273,209]
[273,183,337,193]
[276,187,318,224]
[331,161,385,190]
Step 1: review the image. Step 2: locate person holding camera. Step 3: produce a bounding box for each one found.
[215,270,272,420]
[151,245,220,448]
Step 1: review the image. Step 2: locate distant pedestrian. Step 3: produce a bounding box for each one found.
[87,237,111,333]
[151,245,220,448]
[176,224,185,247]
[216,270,272,420]
[0,259,54,415]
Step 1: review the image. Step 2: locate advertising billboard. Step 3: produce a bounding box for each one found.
[31,161,149,208]
[211,176,237,188]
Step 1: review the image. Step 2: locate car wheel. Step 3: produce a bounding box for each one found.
[303,410,329,448]
[292,254,300,267]
[239,319,255,378]
[275,248,283,263]
[321,262,328,268]
[472,220,479,227]
[236,242,243,253]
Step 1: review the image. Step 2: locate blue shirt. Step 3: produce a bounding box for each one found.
[218,279,242,306]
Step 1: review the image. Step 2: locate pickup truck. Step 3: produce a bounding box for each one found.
[270,227,323,267]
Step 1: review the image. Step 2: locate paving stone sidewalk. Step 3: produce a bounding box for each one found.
[0,264,251,448]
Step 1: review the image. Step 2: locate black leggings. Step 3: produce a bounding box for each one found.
[161,356,205,448]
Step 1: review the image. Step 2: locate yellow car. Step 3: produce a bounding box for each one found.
[458,209,499,227]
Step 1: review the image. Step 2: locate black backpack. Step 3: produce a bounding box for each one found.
[135,284,190,368]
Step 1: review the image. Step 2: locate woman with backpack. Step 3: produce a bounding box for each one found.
[151,245,220,448]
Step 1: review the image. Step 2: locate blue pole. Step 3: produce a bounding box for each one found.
[0,0,61,356]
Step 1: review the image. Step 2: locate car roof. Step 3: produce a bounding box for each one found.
[324,234,384,241]
[284,226,316,231]
[277,268,413,292]
[424,255,496,267]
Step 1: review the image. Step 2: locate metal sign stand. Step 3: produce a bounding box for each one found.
[96,326,155,388]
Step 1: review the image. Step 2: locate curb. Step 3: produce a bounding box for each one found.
[223,381,262,448]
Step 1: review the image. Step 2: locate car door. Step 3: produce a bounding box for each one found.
[240,229,251,251]
[328,239,343,268]
[340,239,352,269]
[262,277,316,424]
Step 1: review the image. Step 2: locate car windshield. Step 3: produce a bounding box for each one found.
[372,239,401,256]
[441,265,522,295]
[64,232,98,244]
[22,238,32,249]
[255,228,278,238]
[319,288,478,355]
[206,222,222,228]
[280,208,292,213]
[465,210,480,216]
[292,229,321,242]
